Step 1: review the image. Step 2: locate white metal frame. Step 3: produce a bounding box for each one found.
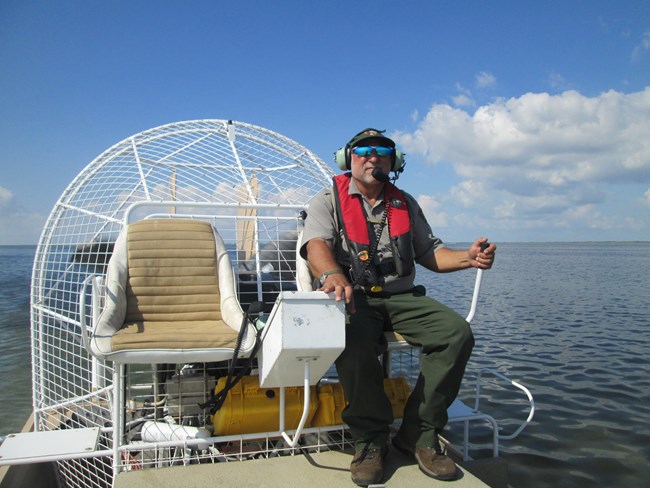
[27,120,338,488]
[279,361,312,447]
[446,368,535,460]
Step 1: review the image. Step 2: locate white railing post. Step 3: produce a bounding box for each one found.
[280,361,312,448]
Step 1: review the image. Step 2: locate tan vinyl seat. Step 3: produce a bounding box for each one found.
[87,218,256,363]
[79,218,260,471]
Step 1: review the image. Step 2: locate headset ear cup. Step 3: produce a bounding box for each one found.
[335,147,349,170]
[393,150,404,172]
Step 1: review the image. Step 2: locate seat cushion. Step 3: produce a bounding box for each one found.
[111,319,239,351]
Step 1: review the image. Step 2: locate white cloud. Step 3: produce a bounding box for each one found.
[393,87,650,239]
[452,94,474,107]
[417,194,448,227]
[548,72,568,90]
[398,88,650,181]
[0,209,46,245]
[475,71,496,88]
[562,204,611,230]
[0,185,47,244]
[0,186,13,204]
[452,82,475,107]
[449,180,487,208]
[631,30,650,63]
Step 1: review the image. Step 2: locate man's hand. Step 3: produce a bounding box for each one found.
[306,238,356,313]
[469,238,496,269]
[319,272,356,314]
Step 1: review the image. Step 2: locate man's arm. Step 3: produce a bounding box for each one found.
[419,238,496,273]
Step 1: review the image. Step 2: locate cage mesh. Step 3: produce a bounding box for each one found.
[29,120,368,487]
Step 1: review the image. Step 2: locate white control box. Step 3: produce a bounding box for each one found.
[259,291,345,388]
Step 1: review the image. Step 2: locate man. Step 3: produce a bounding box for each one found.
[300,128,496,486]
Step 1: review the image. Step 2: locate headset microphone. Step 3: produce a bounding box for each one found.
[371,168,390,183]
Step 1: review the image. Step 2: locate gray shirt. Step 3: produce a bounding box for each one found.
[300,177,445,293]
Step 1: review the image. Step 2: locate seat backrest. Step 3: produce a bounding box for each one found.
[295,231,315,292]
[91,219,246,358]
[125,219,226,324]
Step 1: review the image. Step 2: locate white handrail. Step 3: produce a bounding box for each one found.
[465,268,484,324]
[474,368,536,440]
[124,200,307,224]
[79,275,97,356]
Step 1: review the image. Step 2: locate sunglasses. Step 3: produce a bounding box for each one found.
[352,146,394,157]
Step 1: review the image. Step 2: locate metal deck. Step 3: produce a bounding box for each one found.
[114,447,506,488]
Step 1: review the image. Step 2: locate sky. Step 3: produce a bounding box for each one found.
[1,0,649,244]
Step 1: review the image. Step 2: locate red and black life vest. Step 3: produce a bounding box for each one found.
[332,173,414,289]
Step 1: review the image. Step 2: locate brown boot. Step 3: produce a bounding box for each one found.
[392,434,458,481]
[350,448,385,486]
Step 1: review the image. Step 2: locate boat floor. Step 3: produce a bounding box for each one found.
[114,446,506,488]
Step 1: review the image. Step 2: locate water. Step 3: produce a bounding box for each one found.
[1,242,649,487]
[0,246,35,435]
[425,242,650,487]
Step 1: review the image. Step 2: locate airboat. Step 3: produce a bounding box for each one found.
[0,120,534,487]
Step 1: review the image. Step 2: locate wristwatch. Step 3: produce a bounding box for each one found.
[319,268,343,286]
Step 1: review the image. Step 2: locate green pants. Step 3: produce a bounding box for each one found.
[335,285,474,451]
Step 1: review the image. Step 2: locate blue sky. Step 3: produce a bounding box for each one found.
[1,0,649,244]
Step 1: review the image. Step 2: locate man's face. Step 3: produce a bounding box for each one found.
[349,138,393,186]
